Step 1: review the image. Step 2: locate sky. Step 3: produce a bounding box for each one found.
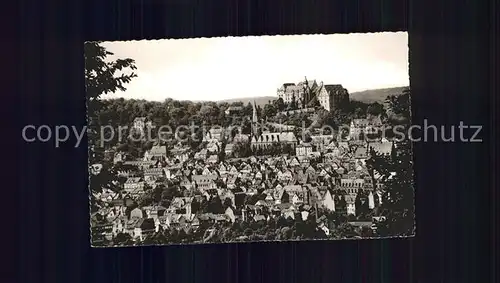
[100,32,408,102]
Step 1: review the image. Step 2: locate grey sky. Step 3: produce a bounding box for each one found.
[101,32,408,101]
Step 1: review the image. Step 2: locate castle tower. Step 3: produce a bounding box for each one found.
[252,100,258,136]
[252,100,258,124]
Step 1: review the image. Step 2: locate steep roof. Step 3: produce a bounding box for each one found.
[144,168,164,175]
[133,117,146,122]
[192,174,218,183]
[354,146,369,158]
[352,119,370,127]
[323,84,345,93]
[125,177,142,183]
[149,145,167,155]
[297,79,317,88]
[369,141,393,155]
[251,132,297,143]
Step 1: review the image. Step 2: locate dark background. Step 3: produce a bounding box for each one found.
[7,0,496,282]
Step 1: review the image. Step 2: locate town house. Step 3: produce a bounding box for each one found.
[250,132,297,151]
[207,155,219,164]
[168,197,193,217]
[296,142,313,156]
[224,106,243,115]
[344,195,356,215]
[129,207,144,219]
[144,145,167,161]
[310,135,335,152]
[204,128,225,142]
[113,152,127,164]
[170,147,190,163]
[124,160,157,170]
[282,185,308,204]
[218,163,228,175]
[91,219,114,243]
[368,140,393,156]
[349,117,383,140]
[321,190,336,211]
[192,174,219,190]
[144,168,164,184]
[124,177,144,193]
[194,149,208,160]
[123,218,142,238]
[180,176,193,190]
[142,205,167,219]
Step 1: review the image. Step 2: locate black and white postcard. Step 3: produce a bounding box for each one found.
[86,32,415,247]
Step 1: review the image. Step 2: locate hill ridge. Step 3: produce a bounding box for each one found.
[217,96,277,107]
[349,86,408,104]
[210,86,408,106]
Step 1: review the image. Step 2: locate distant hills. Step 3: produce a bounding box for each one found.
[214,86,408,108]
[217,96,277,108]
[349,86,408,104]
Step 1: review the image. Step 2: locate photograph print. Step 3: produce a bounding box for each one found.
[86,32,415,247]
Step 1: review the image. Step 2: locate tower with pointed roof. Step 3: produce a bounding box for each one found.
[252,100,258,136]
[252,100,258,124]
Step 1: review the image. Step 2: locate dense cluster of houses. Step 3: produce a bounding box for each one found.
[91,114,394,244]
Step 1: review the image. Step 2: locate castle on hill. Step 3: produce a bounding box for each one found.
[277,77,350,112]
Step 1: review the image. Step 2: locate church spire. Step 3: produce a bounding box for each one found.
[252,100,258,136]
[252,100,258,124]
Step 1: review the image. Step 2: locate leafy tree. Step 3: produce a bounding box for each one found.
[169,229,180,243]
[375,138,414,236]
[241,120,252,135]
[280,226,293,240]
[386,87,411,123]
[244,102,253,116]
[358,226,373,237]
[348,100,370,115]
[290,95,298,110]
[275,216,288,228]
[243,228,253,236]
[207,195,225,214]
[315,109,335,128]
[199,104,220,124]
[223,197,233,209]
[274,97,286,112]
[177,229,187,243]
[310,98,321,108]
[85,42,138,212]
[355,191,370,220]
[152,184,165,203]
[331,109,351,128]
[303,132,312,143]
[334,223,357,238]
[114,232,133,245]
[263,103,277,118]
[85,42,137,163]
[221,228,235,241]
[233,140,252,158]
[89,162,120,193]
[366,102,385,117]
[334,194,347,216]
[230,127,240,140]
[354,107,364,118]
[160,184,181,207]
[367,88,414,237]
